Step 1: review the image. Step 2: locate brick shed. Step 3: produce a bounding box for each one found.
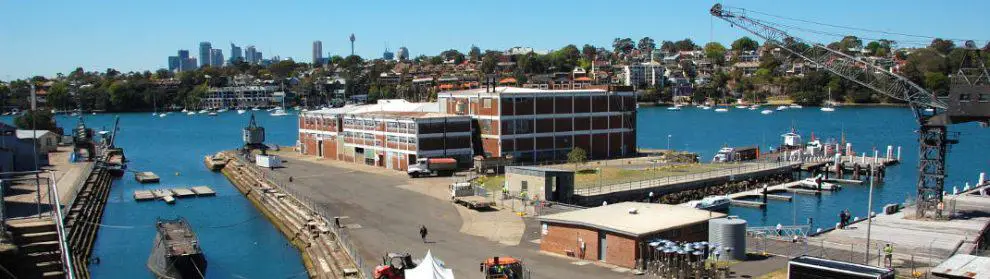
[538,202,725,269]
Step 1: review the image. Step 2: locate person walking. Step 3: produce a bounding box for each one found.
[883,244,894,268]
[419,225,428,243]
[838,210,846,229]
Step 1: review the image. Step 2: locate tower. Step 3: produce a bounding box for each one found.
[349,33,355,56]
[312,40,323,64]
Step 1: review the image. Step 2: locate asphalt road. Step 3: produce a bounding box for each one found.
[271,157,632,279]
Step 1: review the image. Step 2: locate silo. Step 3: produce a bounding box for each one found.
[708,216,747,261]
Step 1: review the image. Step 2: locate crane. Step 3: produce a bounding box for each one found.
[710,4,990,218]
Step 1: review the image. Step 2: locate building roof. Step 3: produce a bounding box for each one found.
[539,202,726,237]
[16,130,55,139]
[439,86,616,96]
[303,99,463,120]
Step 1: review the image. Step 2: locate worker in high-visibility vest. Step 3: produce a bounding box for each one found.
[883,244,894,267]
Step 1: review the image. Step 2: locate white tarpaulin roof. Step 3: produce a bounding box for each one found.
[404,250,454,279]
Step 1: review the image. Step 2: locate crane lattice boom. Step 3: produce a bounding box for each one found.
[710,4,947,113]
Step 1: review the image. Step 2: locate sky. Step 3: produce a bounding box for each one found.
[1,0,988,80]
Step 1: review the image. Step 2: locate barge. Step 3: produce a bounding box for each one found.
[147,218,207,279]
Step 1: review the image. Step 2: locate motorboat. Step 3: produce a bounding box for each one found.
[237,109,246,114]
[198,109,209,114]
[776,105,788,111]
[159,113,167,118]
[789,104,803,109]
[187,111,196,115]
[700,105,712,110]
[251,107,261,111]
[924,108,935,113]
[270,109,289,116]
[820,107,836,112]
[735,105,748,109]
[684,196,730,212]
[714,107,729,112]
[217,108,228,113]
[181,108,188,113]
[761,109,774,115]
[667,105,682,111]
[207,111,218,116]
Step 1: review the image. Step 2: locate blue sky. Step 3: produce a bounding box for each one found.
[1,0,988,80]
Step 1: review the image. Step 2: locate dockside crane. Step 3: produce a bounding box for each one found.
[710,4,990,218]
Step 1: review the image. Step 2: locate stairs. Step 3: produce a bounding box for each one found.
[7,219,66,278]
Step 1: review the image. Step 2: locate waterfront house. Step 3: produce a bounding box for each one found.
[0,124,49,171]
[16,130,58,153]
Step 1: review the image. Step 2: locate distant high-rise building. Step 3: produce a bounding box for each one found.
[312,41,323,64]
[245,45,260,65]
[397,47,409,61]
[178,50,196,71]
[168,56,180,72]
[199,42,212,68]
[210,49,224,67]
[230,43,243,64]
[383,44,394,60]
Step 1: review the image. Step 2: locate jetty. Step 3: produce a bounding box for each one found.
[133,186,216,203]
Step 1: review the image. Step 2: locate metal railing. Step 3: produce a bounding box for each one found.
[0,170,76,279]
[237,156,370,279]
[574,160,798,196]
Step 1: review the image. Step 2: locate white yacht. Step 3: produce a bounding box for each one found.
[684,196,730,212]
[237,109,246,114]
[761,109,774,115]
[270,109,289,116]
[789,104,803,109]
[667,105,682,111]
[821,88,837,112]
[776,105,788,111]
[714,107,729,112]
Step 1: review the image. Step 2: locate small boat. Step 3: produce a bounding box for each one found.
[714,107,729,112]
[821,88,837,112]
[158,113,167,118]
[761,109,774,115]
[700,105,712,110]
[147,218,207,278]
[207,111,218,116]
[181,108,189,113]
[237,109,246,114]
[667,105,682,111]
[187,111,196,115]
[270,109,289,116]
[197,109,208,114]
[776,105,788,111]
[251,107,260,111]
[820,107,835,112]
[735,105,748,109]
[217,108,228,113]
[748,106,759,110]
[684,196,730,212]
[789,104,803,109]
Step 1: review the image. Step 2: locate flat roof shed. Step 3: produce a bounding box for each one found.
[539,202,726,237]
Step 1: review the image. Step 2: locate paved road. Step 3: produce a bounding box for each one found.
[272,157,632,279]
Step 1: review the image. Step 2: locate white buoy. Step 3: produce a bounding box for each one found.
[846,143,853,156]
[874,150,879,164]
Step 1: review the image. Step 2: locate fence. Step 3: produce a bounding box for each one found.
[248,163,371,279]
[574,160,797,196]
[748,235,949,278]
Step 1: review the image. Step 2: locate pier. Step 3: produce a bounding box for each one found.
[572,161,800,206]
[219,151,363,278]
[133,186,216,203]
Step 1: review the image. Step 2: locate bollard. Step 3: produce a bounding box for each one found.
[886,146,893,160]
[874,150,879,165]
[980,172,987,185]
[861,152,867,164]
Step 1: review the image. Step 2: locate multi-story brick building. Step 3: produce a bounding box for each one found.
[298,99,473,171]
[437,87,637,163]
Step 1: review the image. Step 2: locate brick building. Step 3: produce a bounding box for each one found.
[298,99,473,171]
[538,202,725,268]
[437,87,637,163]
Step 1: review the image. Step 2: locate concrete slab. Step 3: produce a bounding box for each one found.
[133,190,155,201]
[170,188,196,198]
[190,186,216,196]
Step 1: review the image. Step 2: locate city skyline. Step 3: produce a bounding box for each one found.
[2,0,989,79]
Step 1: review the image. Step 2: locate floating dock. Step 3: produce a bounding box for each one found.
[135,171,160,183]
[134,186,216,203]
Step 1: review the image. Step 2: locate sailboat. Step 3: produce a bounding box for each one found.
[821,88,837,112]
[714,90,729,112]
[270,88,289,116]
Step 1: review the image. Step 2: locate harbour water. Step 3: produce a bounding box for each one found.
[2,112,306,278]
[638,106,990,230]
[2,106,987,275]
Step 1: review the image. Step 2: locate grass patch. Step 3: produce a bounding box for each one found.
[475,175,506,191]
[572,163,737,188]
[758,268,788,279]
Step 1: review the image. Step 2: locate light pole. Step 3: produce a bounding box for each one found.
[864,165,875,264]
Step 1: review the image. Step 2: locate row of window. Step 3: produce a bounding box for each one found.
[958,93,990,102]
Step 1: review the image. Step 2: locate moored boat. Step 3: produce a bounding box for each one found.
[147,217,207,279]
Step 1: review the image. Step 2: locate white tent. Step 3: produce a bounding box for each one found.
[404,250,454,279]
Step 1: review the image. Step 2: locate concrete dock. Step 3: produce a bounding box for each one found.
[133,186,216,202]
[134,171,160,183]
[191,186,216,196]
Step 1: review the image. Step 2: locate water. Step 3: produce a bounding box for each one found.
[2,112,306,278]
[1,106,987,275]
[637,106,990,230]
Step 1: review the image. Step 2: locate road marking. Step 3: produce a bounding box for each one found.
[572,261,590,266]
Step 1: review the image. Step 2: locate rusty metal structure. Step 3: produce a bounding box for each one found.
[710,3,990,218]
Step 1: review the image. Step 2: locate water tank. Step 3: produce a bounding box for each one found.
[708,216,747,261]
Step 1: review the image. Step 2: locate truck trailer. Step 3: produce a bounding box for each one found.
[407,157,458,178]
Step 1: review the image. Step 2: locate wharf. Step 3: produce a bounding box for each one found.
[573,161,800,205]
[133,186,216,202]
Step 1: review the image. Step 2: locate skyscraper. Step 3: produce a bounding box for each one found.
[168,56,180,72]
[245,45,259,65]
[199,42,212,68]
[178,50,195,71]
[230,43,243,64]
[396,47,409,61]
[312,41,323,64]
[210,49,224,67]
[383,43,394,60]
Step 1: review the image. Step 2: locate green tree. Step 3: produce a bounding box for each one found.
[731,36,759,52]
[481,51,501,73]
[14,110,57,131]
[673,38,697,51]
[703,42,727,66]
[929,38,955,55]
[924,72,950,95]
[581,44,597,60]
[46,81,73,110]
[612,38,635,56]
[567,147,588,169]
[468,45,481,62]
[659,41,675,53]
[637,37,656,53]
